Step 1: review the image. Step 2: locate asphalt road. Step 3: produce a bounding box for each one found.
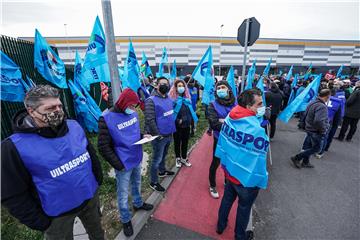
[137,119,360,240]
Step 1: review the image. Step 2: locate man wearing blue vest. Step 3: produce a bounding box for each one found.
[98,88,153,237]
[215,88,269,240]
[1,85,104,240]
[145,77,176,192]
[208,81,236,198]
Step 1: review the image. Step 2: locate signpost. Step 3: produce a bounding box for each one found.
[237,17,260,92]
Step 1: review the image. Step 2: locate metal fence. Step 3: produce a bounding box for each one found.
[1,35,107,140]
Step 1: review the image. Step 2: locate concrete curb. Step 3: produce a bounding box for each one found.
[114,136,202,240]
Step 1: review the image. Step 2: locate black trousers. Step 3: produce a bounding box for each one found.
[338,116,359,141]
[173,127,190,159]
[209,137,221,188]
[269,114,278,138]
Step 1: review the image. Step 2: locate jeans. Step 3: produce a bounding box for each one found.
[150,136,172,184]
[297,132,324,164]
[209,137,221,188]
[44,191,104,240]
[173,127,190,159]
[338,116,359,141]
[115,164,143,223]
[217,182,259,240]
[319,122,338,154]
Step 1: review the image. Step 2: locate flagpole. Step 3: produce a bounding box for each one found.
[240,18,250,93]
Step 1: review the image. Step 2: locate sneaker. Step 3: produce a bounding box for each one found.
[149,183,165,192]
[301,162,314,168]
[123,221,133,237]
[158,170,175,177]
[315,153,323,159]
[176,158,182,168]
[246,230,254,240]
[134,203,154,211]
[209,187,219,199]
[181,158,192,167]
[291,156,301,169]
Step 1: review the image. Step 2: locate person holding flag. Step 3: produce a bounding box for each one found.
[291,89,331,169]
[145,77,176,192]
[169,79,198,168]
[1,85,104,239]
[215,88,269,240]
[98,89,154,237]
[207,80,236,199]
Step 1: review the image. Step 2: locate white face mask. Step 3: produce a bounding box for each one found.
[256,106,266,117]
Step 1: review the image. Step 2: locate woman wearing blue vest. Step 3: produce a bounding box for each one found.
[169,79,199,168]
[1,85,104,240]
[144,77,177,192]
[98,88,154,237]
[207,81,236,198]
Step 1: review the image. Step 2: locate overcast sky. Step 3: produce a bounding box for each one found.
[1,0,359,40]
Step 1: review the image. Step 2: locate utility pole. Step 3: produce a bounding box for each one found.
[101,0,121,106]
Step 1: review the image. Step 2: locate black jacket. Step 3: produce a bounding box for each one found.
[344,87,360,119]
[1,110,103,231]
[304,98,330,135]
[265,88,283,115]
[175,102,192,128]
[98,106,143,171]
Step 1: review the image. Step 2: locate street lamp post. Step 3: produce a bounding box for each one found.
[219,24,224,77]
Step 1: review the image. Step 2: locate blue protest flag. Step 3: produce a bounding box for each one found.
[74,51,83,85]
[156,47,168,78]
[303,63,312,80]
[245,59,256,90]
[201,47,215,105]
[278,74,321,123]
[226,66,237,98]
[256,76,266,106]
[192,46,213,87]
[286,65,293,81]
[287,73,299,104]
[122,40,141,92]
[68,80,100,132]
[0,51,28,102]
[263,58,272,76]
[170,59,177,81]
[336,65,343,78]
[34,29,67,89]
[140,51,153,78]
[81,16,110,91]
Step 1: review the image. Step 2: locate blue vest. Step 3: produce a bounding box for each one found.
[335,90,346,117]
[102,111,143,170]
[9,120,98,217]
[212,101,236,139]
[327,96,342,121]
[189,87,198,111]
[215,115,269,189]
[151,95,176,135]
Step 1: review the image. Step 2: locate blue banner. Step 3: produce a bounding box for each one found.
[81,16,110,91]
[156,47,168,78]
[256,76,266,106]
[226,66,237,98]
[192,46,212,87]
[215,115,269,189]
[287,73,299,104]
[286,65,293,81]
[278,74,321,123]
[1,51,27,102]
[170,59,177,81]
[336,65,343,78]
[122,40,141,92]
[34,29,67,89]
[263,58,272,76]
[198,47,215,105]
[140,51,153,78]
[303,63,312,81]
[245,59,256,90]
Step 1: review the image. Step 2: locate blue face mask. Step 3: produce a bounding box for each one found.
[256,106,266,117]
[177,87,185,94]
[217,89,228,99]
[124,108,135,115]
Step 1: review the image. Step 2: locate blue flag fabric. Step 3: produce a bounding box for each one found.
[226,66,237,98]
[286,65,293,81]
[303,63,312,81]
[256,76,266,106]
[34,29,67,89]
[170,59,177,81]
[173,97,198,123]
[68,80,101,132]
[278,74,321,123]
[122,41,141,92]
[288,74,299,104]
[157,47,168,78]
[198,47,215,105]
[140,51,153,78]
[81,16,110,91]
[263,58,272,76]
[245,59,256,90]
[74,51,83,86]
[192,46,213,87]
[336,65,343,78]
[215,115,269,189]
[1,51,28,102]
